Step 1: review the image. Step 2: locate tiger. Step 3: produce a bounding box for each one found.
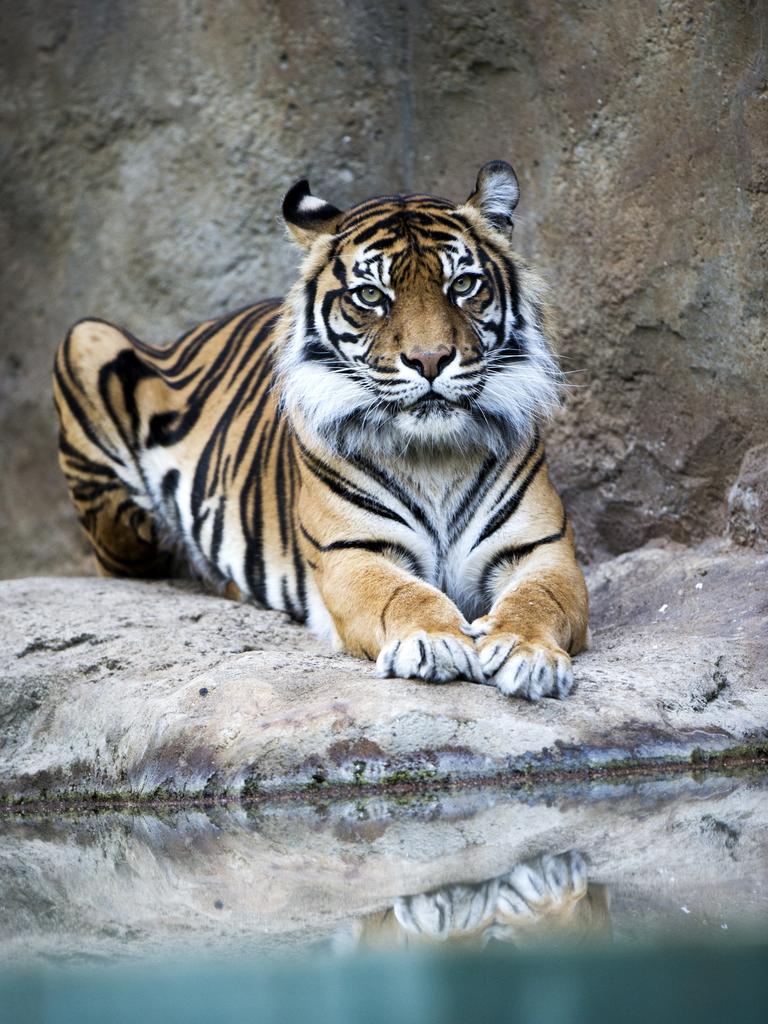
[334,850,612,952]
[53,160,588,701]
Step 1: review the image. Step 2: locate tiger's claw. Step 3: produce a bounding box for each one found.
[376,630,485,684]
[478,637,574,701]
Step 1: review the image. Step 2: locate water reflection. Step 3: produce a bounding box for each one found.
[338,850,611,951]
[0,771,766,964]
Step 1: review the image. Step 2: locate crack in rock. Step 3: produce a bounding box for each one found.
[16,633,102,659]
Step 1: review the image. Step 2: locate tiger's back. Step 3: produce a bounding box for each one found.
[54,301,312,621]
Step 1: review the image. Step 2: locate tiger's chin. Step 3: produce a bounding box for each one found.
[393,401,476,443]
[329,402,525,460]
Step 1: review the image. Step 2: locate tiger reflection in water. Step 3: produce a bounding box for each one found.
[335,850,610,951]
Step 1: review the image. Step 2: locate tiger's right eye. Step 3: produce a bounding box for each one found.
[451,274,478,296]
[355,285,385,306]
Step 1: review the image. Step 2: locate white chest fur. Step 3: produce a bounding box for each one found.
[382,450,493,618]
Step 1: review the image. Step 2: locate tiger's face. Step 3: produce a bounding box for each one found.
[278,162,560,456]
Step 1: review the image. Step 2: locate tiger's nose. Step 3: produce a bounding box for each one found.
[401,346,455,382]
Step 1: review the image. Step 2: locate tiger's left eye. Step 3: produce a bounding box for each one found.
[356,285,385,306]
[451,274,479,297]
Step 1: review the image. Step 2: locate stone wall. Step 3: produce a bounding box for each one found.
[1,0,766,575]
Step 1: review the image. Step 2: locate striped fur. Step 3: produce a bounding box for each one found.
[53,162,588,700]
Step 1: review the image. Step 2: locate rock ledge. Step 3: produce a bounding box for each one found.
[1,540,766,802]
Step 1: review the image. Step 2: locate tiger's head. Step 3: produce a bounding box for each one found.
[277,161,561,457]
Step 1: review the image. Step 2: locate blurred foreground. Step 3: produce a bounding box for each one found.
[3,941,768,1024]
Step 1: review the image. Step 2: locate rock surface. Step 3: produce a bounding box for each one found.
[1,541,766,801]
[728,443,768,550]
[1,1,766,576]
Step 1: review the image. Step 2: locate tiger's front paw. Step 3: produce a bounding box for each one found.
[472,625,574,701]
[376,630,484,684]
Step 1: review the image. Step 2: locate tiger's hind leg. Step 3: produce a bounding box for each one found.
[54,319,173,578]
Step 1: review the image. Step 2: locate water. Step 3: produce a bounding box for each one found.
[2,770,767,965]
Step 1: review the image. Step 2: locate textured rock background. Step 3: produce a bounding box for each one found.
[1,0,766,576]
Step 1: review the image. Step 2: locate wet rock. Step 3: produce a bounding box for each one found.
[0,541,766,801]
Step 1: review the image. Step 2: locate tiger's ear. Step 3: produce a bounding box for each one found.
[282,179,343,247]
[465,160,520,235]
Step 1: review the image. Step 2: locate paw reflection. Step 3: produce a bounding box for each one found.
[394,879,498,939]
[344,849,610,951]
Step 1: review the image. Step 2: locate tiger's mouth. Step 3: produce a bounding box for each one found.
[406,393,472,418]
[369,387,475,421]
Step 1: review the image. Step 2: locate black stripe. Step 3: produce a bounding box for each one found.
[447,454,499,544]
[241,426,271,605]
[146,310,276,449]
[346,452,436,539]
[210,496,226,567]
[70,478,124,501]
[230,349,278,475]
[349,211,412,246]
[300,525,424,577]
[260,411,283,467]
[487,431,539,508]
[297,441,411,529]
[55,343,127,467]
[287,440,308,622]
[479,515,567,601]
[274,422,291,554]
[148,306,259,381]
[227,310,280,383]
[302,334,335,362]
[57,436,122,480]
[474,446,546,548]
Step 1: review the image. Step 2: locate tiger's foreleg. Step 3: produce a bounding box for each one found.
[470,528,589,701]
[302,545,484,684]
